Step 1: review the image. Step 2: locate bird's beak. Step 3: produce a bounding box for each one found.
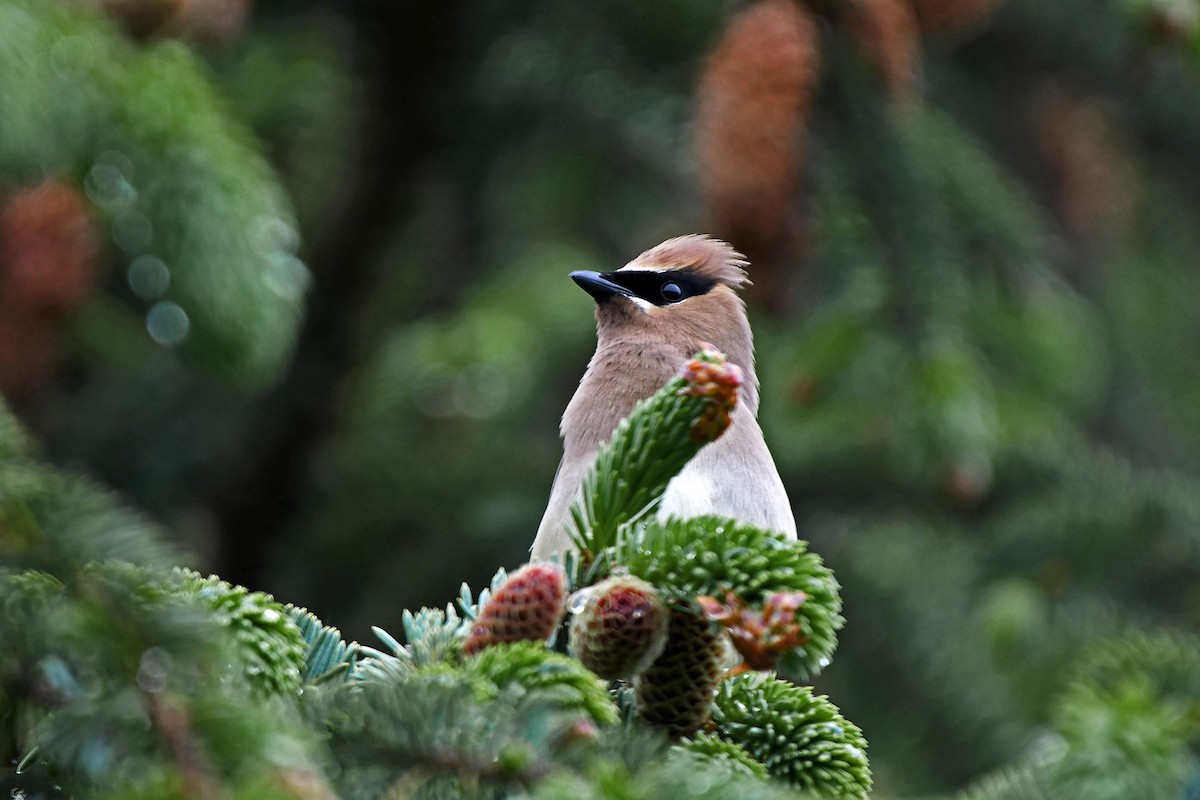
[570,270,634,303]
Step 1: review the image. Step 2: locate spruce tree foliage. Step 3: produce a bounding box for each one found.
[0,0,305,379]
[7,0,1200,796]
[949,631,1200,800]
[615,516,842,679]
[0,350,866,798]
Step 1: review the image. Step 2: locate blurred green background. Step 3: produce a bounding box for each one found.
[3,0,1200,795]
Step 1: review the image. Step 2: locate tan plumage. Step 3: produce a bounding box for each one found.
[532,235,797,560]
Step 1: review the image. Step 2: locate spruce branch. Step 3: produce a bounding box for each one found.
[0,0,306,379]
[0,398,31,460]
[171,570,306,697]
[672,732,770,781]
[318,667,573,798]
[1057,630,1200,712]
[567,346,742,564]
[712,673,871,798]
[951,634,1200,800]
[465,641,620,727]
[286,606,362,685]
[615,516,842,679]
[397,606,470,668]
[529,752,816,800]
[0,462,179,576]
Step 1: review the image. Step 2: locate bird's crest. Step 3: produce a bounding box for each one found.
[621,235,750,290]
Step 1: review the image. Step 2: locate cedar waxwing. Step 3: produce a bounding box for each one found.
[531,234,797,560]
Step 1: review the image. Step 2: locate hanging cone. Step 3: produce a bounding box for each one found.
[0,180,98,397]
[844,0,921,98]
[1030,84,1136,242]
[633,603,727,737]
[695,0,821,293]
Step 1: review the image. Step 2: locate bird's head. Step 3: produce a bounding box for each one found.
[571,235,754,369]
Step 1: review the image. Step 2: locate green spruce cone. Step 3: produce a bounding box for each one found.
[617,515,842,680]
[463,563,567,656]
[633,602,727,737]
[568,574,669,680]
[570,346,743,557]
[713,673,871,798]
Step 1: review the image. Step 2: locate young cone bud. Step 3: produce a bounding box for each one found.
[569,575,669,680]
[633,603,727,737]
[463,563,567,656]
[698,590,809,672]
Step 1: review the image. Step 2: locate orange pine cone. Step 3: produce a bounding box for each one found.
[695,0,821,261]
[1030,84,1135,241]
[0,180,97,315]
[903,0,1001,33]
[845,0,921,97]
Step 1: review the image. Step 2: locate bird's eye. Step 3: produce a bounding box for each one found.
[660,282,684,303]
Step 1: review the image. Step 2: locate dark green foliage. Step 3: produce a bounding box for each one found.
[0,461,179,575]
[713,673,871,798]
[1043,632,1200,799]
[0,560,323,797]
[465,642,620,727]
[313,665,583,800]
[529,754,818,800]
[0,0,304,380]
[0,398,31,459]
[951,632,1200,800]
[172,570,306,696]
[615,515,842,679]
[673,732,770,782]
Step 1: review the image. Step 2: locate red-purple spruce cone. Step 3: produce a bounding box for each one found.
[463,563,567,656]
[569,575,669,681]
[633,603,728,737]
